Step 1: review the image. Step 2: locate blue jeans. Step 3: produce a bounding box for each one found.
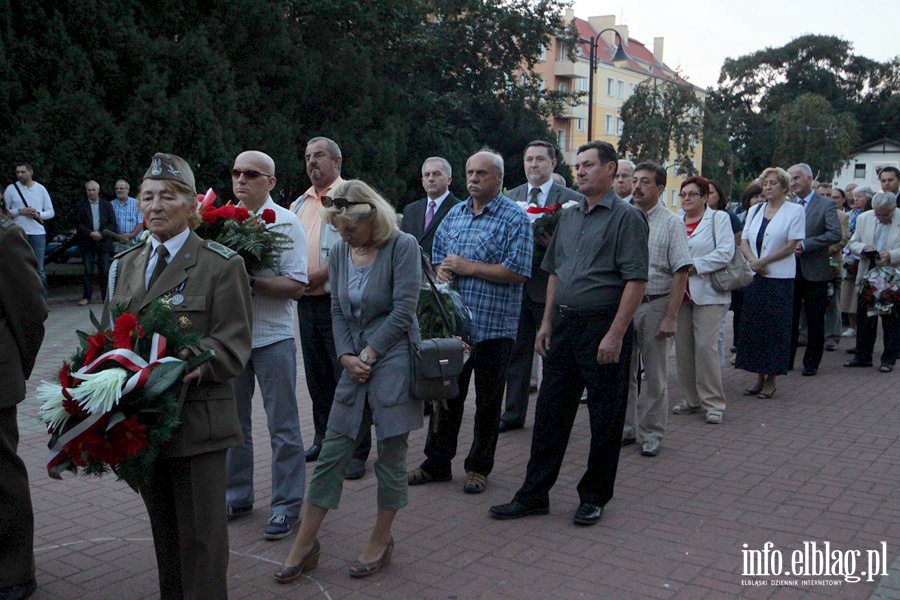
[26,234,47,298]
[226,338,305,517]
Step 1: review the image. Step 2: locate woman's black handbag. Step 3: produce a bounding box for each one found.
[412,253,464,402]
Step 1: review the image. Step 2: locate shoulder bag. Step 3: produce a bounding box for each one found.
[710,210,754,293]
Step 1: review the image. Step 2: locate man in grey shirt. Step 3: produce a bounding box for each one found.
[490,140,648,526]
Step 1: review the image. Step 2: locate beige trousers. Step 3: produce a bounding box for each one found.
[675,302,728,414]
[624,297,673,443]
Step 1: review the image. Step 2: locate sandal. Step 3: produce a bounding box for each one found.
[757,388,777,399]
[743,387,762,396]
[407,468,451,486]
[463,471,487,494]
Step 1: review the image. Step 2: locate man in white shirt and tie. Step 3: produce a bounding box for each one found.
[401,157,461,258]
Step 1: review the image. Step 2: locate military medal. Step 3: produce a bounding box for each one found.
[171,294,184,306]
[178,316,192,329]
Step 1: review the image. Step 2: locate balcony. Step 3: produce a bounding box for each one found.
[554,60,589,79]
[559,103,588,120]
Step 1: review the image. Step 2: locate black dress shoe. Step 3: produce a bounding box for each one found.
[573,502,604,526]
[801,367,817,376]
[497,420,523,434]
[345,458,366,480]
[489,499,549,520]
[305,443,322,463]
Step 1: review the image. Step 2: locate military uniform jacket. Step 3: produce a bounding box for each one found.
[104,231,252,458]
[0,217,47,408]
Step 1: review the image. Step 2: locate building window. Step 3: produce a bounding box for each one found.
[576,118,585,131]
[854,163,866,179]
[672,190,678,207]
[538,45,547,62]
[617,117,624,135]
[606,114,615,134]
[556,128,566,150]
[520,74,528,87]
[538,78,545,91]
[617,80,625,99]
[630,83,637,97]
[558,82,568,93]
[577,77,589,92]
[607,78,615,97]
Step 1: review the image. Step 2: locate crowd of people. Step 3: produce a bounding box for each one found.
[1,141,898,599]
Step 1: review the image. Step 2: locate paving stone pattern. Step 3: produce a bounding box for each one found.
[18,296,899,599]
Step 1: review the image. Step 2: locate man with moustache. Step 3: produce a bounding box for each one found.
[500,140,583,433]
[614,159,635,202]
[787,163,842,376]
[110,179,143,252]
[490,141,648,525]
[409,148,533,494]
[290,137,372,480]
[620,161,690,457]
[225,151,310,541]
[401,156,460,258]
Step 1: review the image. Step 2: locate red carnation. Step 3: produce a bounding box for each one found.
[113,313,144,349]
[70,431,107,466]
[108,416,148,462]
[218,205,237,220]
[202,208,220,224]
[59,362,73,388]
[233,207,250,222]
[83,331,110,366]
[261,208,276,224]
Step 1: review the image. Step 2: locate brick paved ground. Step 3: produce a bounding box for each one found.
[16,288,900,599]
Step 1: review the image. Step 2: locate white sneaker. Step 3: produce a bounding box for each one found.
[841,328,856,337]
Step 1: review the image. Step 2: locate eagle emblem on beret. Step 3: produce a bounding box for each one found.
[151,157,163,176]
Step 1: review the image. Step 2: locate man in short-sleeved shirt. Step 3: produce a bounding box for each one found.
[225,150,309,541]
[491,141,648,526]
[110,179,143,252]
[621,162,691,458]
[411,149,532,494]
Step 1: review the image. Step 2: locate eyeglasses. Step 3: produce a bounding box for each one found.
[679,191,703,200]
[321,196,374,211]
[231,169,272,179]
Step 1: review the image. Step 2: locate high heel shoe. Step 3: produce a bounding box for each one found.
[274,538,320,584]
[757,388,777,399]
[348,537,394,578]
[743,387,762,396]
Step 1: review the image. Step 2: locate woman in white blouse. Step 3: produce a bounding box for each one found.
[734,167,805,398]
[673,177,734,425]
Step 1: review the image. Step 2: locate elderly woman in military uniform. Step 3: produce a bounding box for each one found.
[276,179,422,582]
[104,153,252,600]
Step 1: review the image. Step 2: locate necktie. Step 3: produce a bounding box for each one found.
[798,198,807,207]
[528,187,541,206]
[424,200,436,230]
[147,245,170,290]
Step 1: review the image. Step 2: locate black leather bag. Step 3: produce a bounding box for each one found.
[412,254,464,402]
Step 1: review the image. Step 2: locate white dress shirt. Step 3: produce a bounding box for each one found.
[425,190,451,225]
[527,179,554,207]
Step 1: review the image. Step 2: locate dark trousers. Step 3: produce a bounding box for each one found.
[789,275,828,370]
[855,297,900,366]
[80,242,110,301]
[297,295,370,459]
[0,406,35,589]
[422,337,514,478]
[730,289,744,347]
[140,450,229,600]
[515,311,633,507]
[502,296,545,427]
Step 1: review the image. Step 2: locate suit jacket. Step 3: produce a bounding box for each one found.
[0,217,47,408]
[848,208,900,286]
[507,182,585,302]
[74,198,118,253]
[104,231,252,458]
[796,193,842,282]
[329,231,423,440]
[401,194,460,258]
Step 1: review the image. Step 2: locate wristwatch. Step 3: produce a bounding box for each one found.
[359,350,376,365]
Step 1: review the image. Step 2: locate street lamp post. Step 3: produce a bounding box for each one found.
[580,29,630,142]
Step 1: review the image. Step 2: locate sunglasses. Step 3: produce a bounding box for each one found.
[321,196,374,211]
[231,168,272,179]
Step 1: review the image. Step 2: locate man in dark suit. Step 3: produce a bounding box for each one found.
[788,163,842,376]
[401,156,460,257]
[0,214,47,600]
[73,180,117,305]
[499,140,584,432]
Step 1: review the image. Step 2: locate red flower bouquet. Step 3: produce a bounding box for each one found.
[38,301,211,490]
[194,190,291,273]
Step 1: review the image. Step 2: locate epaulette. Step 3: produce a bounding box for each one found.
[203,240,237,259]
[113,241,146,259]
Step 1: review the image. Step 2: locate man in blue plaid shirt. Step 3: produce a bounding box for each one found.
[110,179,143,252]
[409,148,533,495]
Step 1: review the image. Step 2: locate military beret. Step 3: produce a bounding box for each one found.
[143,152,196,194]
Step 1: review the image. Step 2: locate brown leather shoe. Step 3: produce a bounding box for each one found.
[274,539,320,584]
[349,537,394,578]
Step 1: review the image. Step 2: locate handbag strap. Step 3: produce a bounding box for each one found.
[419,251,454,334]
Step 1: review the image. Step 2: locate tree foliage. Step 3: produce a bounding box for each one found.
[0,0,578,231]
[703,34,898,186]
[618,79,703,176]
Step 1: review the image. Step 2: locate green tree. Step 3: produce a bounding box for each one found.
[771,93,859,180]
[618,79,703,176]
